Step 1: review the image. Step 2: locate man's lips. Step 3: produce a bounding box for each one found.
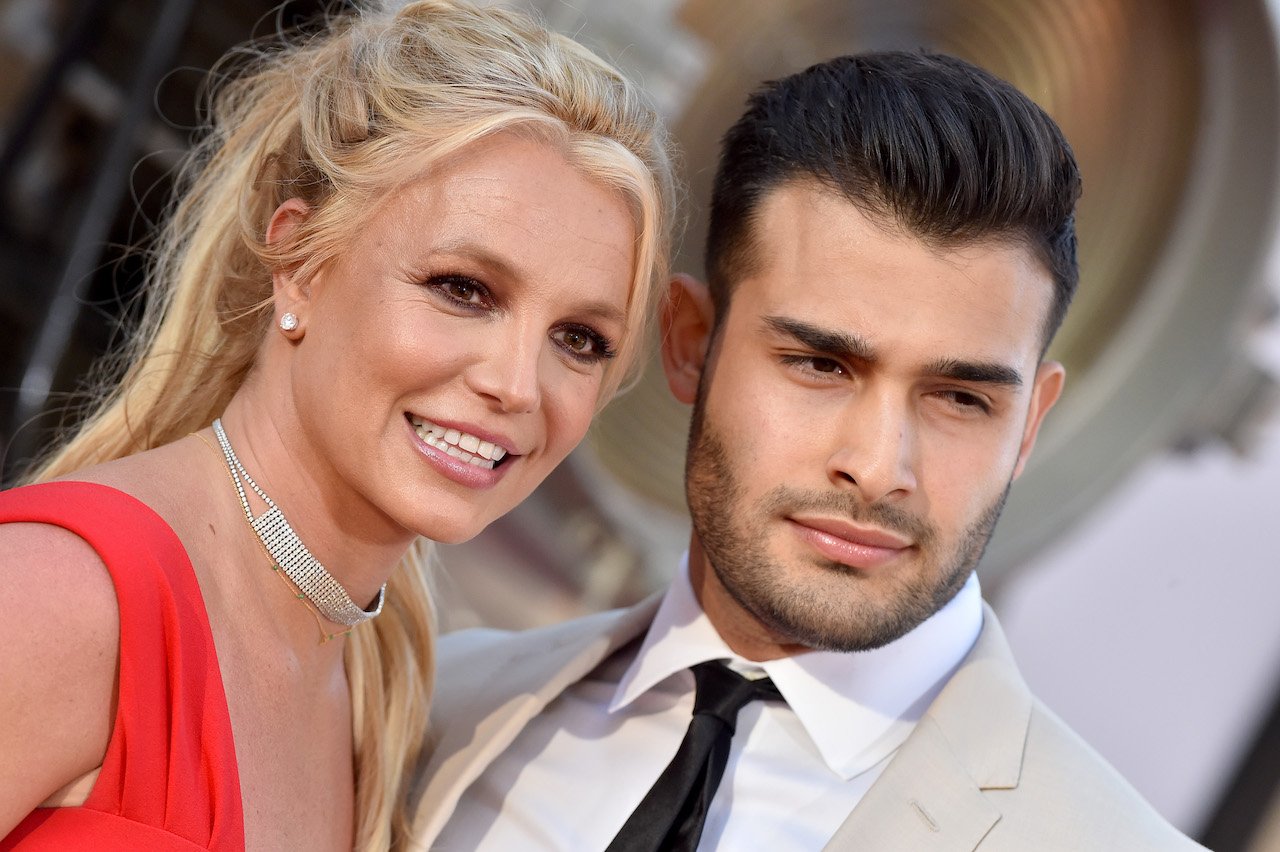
[787,516,913,570]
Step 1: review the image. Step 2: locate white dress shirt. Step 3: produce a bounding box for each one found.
[437,557,983,851]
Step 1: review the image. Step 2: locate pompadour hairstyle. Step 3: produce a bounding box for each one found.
[705,51,1082,349]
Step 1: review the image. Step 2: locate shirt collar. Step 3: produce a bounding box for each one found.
[610,554,984,780]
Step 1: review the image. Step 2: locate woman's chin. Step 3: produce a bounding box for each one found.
[400,505,501,546]
[421,524,482,546]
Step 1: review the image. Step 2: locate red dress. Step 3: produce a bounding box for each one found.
[0,481,245,850]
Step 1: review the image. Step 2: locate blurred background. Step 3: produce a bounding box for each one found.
[1,0,1278,846]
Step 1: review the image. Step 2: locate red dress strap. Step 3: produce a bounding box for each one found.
[0,481,244,851]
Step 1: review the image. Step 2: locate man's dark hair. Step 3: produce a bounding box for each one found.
[706,51,1082,349]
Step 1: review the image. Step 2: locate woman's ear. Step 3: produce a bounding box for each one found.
[266,199,312,336]
[660,273,716,404]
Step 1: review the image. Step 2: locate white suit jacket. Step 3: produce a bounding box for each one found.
[409,596,1204,851]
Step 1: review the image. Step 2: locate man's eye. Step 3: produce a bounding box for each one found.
[781,354,847,377]
[810,357,845,374]
[940,390,992,414]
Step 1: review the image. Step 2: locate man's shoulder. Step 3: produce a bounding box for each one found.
[977,697,1205,849]
[431,593,663,717]
[436,596,655,668]
[897,605,1204,849]
[934,607,1203,849]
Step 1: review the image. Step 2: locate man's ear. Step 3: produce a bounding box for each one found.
[266,198,313,312]
[660,273,716,404]
[1012,360,1066,480]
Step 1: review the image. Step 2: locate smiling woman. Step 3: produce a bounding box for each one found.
[0,2,675,850]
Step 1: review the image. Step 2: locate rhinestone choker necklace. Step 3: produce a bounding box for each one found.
[212,418,384,627]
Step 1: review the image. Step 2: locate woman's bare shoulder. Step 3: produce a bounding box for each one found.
[63,436,219,530]
[0,516,120,835]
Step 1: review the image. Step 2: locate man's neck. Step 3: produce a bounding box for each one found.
[686,538,814,662]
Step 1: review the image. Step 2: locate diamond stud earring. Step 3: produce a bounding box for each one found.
[279,312,299,332]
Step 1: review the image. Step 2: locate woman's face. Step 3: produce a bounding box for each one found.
[282,134,637,544]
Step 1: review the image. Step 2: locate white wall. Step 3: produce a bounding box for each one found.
[997,278,1280,833]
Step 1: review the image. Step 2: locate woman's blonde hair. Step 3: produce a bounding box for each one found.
[29,1,677,848]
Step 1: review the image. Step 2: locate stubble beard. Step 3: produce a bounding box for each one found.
[684,397,1010,653]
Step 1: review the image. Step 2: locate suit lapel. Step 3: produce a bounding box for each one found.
[825,717,1001,850]
[824,605,1031,851]
[408,594,661,849]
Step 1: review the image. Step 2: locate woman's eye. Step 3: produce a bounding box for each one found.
[553,325,616,364]
[560,329,592,353]
[448,281,479,302]
[428,275,491,308]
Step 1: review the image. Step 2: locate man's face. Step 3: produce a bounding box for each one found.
[665,182,1064,660]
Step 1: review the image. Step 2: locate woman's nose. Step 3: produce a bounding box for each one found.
[465,321,543,414]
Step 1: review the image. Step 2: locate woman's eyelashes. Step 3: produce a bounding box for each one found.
[426,274,493,309]
[423,273,617,366]
[552,324,616,364]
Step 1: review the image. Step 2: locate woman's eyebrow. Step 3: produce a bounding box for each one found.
[432,241,521,280]
[435,241,626,325]
[575,300,627,325]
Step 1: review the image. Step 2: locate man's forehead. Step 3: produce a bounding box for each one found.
[749,179,1045,272]
[750,180,897,244]
[733,186,1055,367]
[747,184,1049,319]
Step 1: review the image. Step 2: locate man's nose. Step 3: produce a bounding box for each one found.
[826,389,918,503]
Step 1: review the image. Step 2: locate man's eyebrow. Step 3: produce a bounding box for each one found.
[763,316,875,361]
[763,316,1023,386]
[925,357,1023,387]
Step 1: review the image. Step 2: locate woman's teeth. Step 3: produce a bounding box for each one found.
[410,416,508,469]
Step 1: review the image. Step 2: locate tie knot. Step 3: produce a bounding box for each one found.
[690,660,783,733]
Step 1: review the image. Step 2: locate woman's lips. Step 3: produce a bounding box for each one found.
[786,516,912,570]
[406,416,511,489]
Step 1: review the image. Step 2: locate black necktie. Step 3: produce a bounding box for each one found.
[606,660,785,852]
